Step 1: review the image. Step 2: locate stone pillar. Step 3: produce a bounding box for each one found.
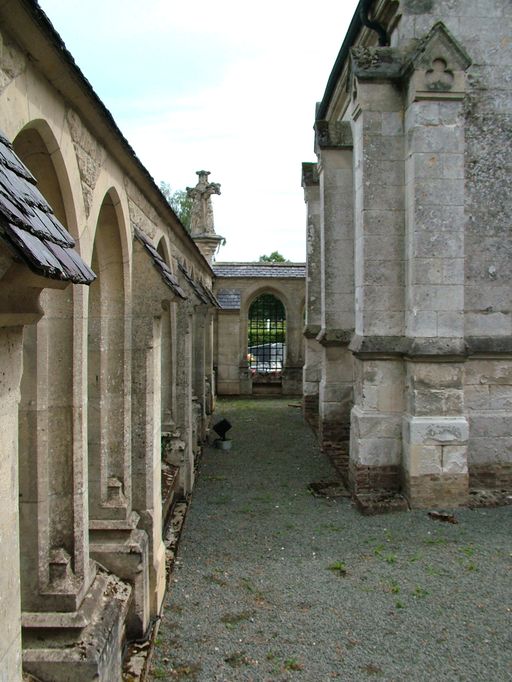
[19,287,93,620]
[401,25,471,507]
[192,305,207,441]
[174,301,195,495]
[347,49,406,498]
[204,310,215,416]
[282,303,304,396]
[301,162,322,427]
[0,325,24,681]
[315,121,354,478]
[131,315,165,619]
[88,245,150,640]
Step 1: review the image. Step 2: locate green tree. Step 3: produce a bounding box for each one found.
[160,181,192,232]
[258,251,288,263]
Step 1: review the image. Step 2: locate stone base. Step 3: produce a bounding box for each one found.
[89,529,150,640]
[405,473,469,509]
[23,572,131,682]
[303,394,319,431]
[353,492,409,516]
[349,461,401,494]
[282,366,303,396]
[319,419,350,478]
[469,463,512,490]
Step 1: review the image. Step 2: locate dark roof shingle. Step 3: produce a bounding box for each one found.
[217,288,241,310]
[0,129,95,284]
[134,228,187,299]
[213,262,306,279]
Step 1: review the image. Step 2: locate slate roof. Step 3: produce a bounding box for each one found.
[0,129,95,285]
[134,228,187,299]
[213,262,306,279]
[198,281,221,308]
[217,288,241,310]
[178,262,212,306]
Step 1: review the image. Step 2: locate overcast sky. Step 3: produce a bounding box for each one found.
[39,0,359,262]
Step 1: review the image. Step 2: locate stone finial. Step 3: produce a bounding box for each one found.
[186,170,221,237]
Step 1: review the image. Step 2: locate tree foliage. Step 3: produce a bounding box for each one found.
[258,251,288,263]
[160,181,192,232]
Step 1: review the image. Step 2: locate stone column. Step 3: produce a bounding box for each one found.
[282,302,304,396]
[19,286,94,621]
[347,49,406,498]
[0,325,24,681]
[204,310,215,415]
[88,244,151,639]
[192,305,207,440]
[301,162,322,427]
[401,26,471,507]
[315,121,354,478]
[174,301,195,495]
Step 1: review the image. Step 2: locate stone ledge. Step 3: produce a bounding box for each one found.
[349,334,468,359]
[466,336,512,355]
[349,334,409,357]
[303,323,321,339]
[23,572,131,682]
[317,327,353,347]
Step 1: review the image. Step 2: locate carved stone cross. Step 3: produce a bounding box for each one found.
[186,170,221,236]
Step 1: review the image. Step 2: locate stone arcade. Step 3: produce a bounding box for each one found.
[0,2,220,678]
[302,0,512,509]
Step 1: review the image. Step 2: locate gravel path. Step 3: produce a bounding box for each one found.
[149,398,512,681]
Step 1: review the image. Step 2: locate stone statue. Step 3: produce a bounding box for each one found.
[186,170,221,236]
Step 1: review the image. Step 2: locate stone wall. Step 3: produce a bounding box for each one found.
[303,0,512,508]
[0,3,217,679]
[214,269,306,396]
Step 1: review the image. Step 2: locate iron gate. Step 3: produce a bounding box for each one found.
[247,293,286,375]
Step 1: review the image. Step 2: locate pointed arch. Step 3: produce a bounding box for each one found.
[87,189,130,522]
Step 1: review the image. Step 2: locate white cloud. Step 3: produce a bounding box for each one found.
[40,0,359,261]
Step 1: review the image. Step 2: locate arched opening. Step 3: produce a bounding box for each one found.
[248,293,286,392]
[88,192,128,521]
[14,124,82,609]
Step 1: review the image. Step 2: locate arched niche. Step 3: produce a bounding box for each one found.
[14,123,85,609]
[88,190,129,521]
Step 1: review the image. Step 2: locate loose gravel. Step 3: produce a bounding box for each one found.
[149,398,512,681]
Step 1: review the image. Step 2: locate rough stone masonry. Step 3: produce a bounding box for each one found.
[302,0,512,509]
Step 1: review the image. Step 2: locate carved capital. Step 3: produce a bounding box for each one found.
[303,323,321,339]
[350,46,405,81]
[314,120,353,153]
[301,162,319,188]
[317,327,353,347]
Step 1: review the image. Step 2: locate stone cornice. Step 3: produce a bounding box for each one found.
[314,120,353,152]
[301,162,319,188]
[303,324,321,339]
[317,327,353,347]
[466,336,512,356]
[349,335,469,360]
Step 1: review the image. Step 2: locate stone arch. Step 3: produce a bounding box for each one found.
[247,291,287,389]
[14,123,88,611]
[87,189,130,523]
[13,119,80,241]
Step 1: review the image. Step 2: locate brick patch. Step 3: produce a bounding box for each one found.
[319,419,350,479]
[349,462,401,494]
[405,474,469,509]
[469,463,512,491]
